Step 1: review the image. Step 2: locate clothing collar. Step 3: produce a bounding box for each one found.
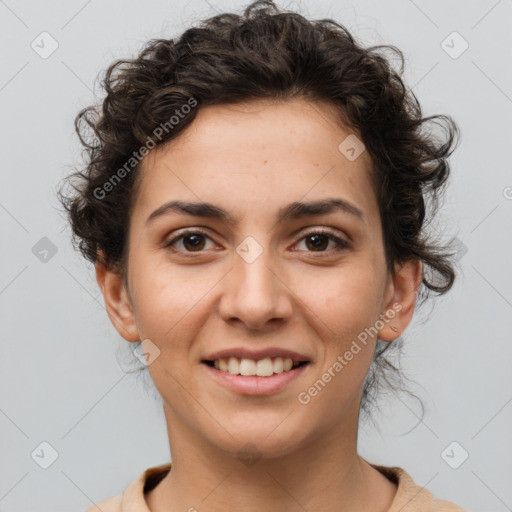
[119,461,444,511]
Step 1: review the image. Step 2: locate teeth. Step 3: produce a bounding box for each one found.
[239,358,256,376]
[256,358,273,377]
[227,357,239,375]
[273,357,284,373]
[211,357,303,377]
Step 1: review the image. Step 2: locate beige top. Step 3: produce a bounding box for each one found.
[84,462,467,511]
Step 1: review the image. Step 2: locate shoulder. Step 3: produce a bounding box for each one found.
[430,496,468,511]
[80,462,172,512]
[370,463,467,512]
[82,494,122,512]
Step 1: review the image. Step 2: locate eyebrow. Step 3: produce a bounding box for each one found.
[145,198,365,226]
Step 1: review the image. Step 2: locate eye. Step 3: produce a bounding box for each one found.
[163,228,350,255]
[164,229,214,253]
[293,229,351,253]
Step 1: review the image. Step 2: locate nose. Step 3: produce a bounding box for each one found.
[218,245,293,331]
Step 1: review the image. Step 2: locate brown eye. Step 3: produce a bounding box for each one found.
[296,230,351,253]
[164,228,350,256]
[182,234,206,251]
[304,233,330,251]
[164,230,213,252]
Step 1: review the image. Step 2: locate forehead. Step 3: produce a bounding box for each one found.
[133,98,378,228]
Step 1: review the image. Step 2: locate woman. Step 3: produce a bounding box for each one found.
[59,1,466,510]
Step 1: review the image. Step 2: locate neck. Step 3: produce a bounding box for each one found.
[145,407,397,512]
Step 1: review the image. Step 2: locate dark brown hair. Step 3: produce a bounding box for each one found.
[57,0,461,424]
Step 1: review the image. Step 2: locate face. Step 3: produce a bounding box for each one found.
[97,98,421,460]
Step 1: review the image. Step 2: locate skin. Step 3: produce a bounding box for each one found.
[96,97,422,511]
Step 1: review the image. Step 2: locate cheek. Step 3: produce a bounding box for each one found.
[297,265,383,339]
[294,267,381,390]
[129,260,207,338]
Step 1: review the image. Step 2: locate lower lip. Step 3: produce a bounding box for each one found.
[202,362,310,396]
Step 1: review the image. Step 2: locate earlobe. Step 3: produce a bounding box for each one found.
[378,259,422,342]
[95,252,140,343]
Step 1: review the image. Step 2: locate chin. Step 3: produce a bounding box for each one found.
[202,413,314,461]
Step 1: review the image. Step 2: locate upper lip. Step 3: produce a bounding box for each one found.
[203,348,311,364]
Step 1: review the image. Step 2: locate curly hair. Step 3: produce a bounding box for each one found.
[57,0,461,424]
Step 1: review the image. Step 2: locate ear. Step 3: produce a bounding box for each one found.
[378,259,422,341]
[95,251,140,342]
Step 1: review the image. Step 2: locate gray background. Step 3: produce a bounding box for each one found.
[1,0,511,510]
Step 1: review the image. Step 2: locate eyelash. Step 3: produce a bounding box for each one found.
[163,228,351,255]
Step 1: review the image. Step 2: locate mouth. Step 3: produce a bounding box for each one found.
[201,357,310,377]
[201,356,311,396]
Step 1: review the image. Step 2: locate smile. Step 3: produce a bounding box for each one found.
[201,357,311,396]
[204,356,308,377]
